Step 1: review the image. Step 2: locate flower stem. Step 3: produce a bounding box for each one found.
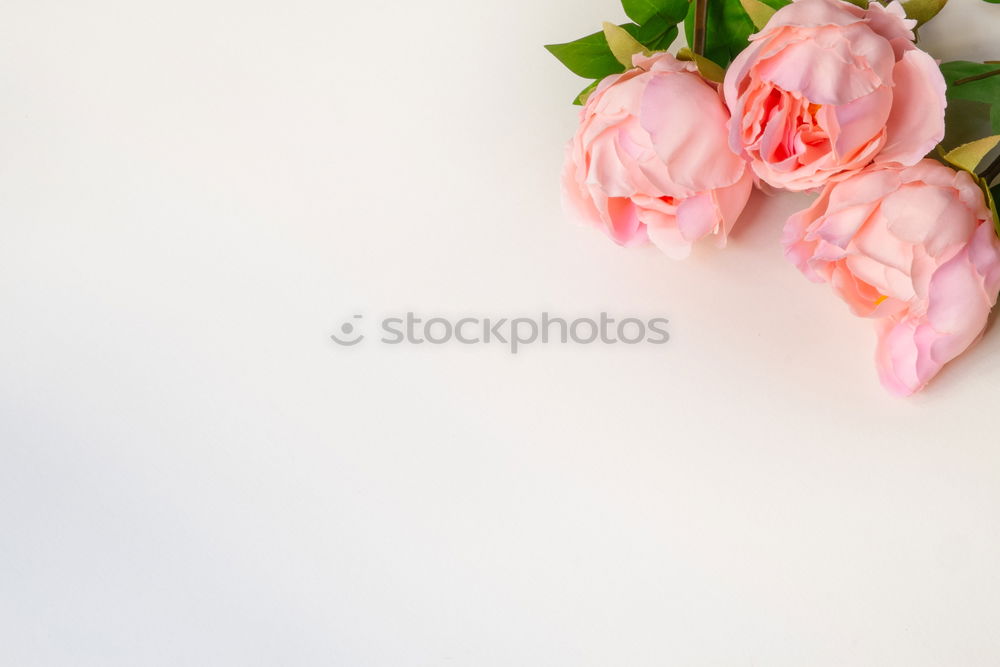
[693,0,708,56]
[954,68,1000,86]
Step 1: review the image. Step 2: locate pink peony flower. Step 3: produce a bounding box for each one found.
[723,0,946,192]
[784,159,1000,396]
[562,52,753,259]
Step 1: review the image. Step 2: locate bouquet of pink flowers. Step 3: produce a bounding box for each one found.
[548,0,1000,396]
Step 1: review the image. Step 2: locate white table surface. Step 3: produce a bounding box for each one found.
[2,1,1000,664]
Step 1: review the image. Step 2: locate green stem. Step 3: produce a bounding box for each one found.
[693,0,708,57]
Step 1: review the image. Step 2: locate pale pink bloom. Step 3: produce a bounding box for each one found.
[562,52,753,259]
[724,0,946,192]
[784,159,1000,396]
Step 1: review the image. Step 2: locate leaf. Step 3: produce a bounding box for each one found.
[739,0,778,30]
[684,0,757,68]
[626,15,679,51]
[941,61,1000,133]
[901,0,948,26]
[676,47,726,84]
[545,31,627,80]
[546,19,680,82]
[759,0,791,7]
[603,22,650,67]
[573,80,600,106]
[620,0,689,25]
[941,135,1000,173]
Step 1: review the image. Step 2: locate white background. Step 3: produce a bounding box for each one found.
[2,1,1000,665]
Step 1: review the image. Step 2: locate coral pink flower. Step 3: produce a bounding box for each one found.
[562,52,753,259]
[784,159,1000,395]
[724,0,946,192]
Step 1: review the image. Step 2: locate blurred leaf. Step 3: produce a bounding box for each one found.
[941,135,1000,173]
[573,80,601,106]
[901,0,947,26]
[603,22,650,67]
[941,61,1000,133]
[677,47,726,83]
[545,31,626,80]
[621,0,689,25]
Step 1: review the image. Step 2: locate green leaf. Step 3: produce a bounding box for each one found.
[573,80,600,106]
[676,47,726,84]
[901,0,948,26]
[684,0,757,68]
[740,0,778,30]
[941,135,1000,173]
[603,22,650,67]
[545,31,627,80]
[759,0,791,7]
[621,0,689,25]
[941,61,1000,133]
[545,19,680,82]
[626,15,679,51]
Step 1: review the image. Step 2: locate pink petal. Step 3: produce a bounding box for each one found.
[878,48,947,166]
[640,71,745,192]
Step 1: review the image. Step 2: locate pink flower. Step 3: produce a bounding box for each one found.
[723,0,946,192]
[784,159,1000,396]
[562,52,753,259]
